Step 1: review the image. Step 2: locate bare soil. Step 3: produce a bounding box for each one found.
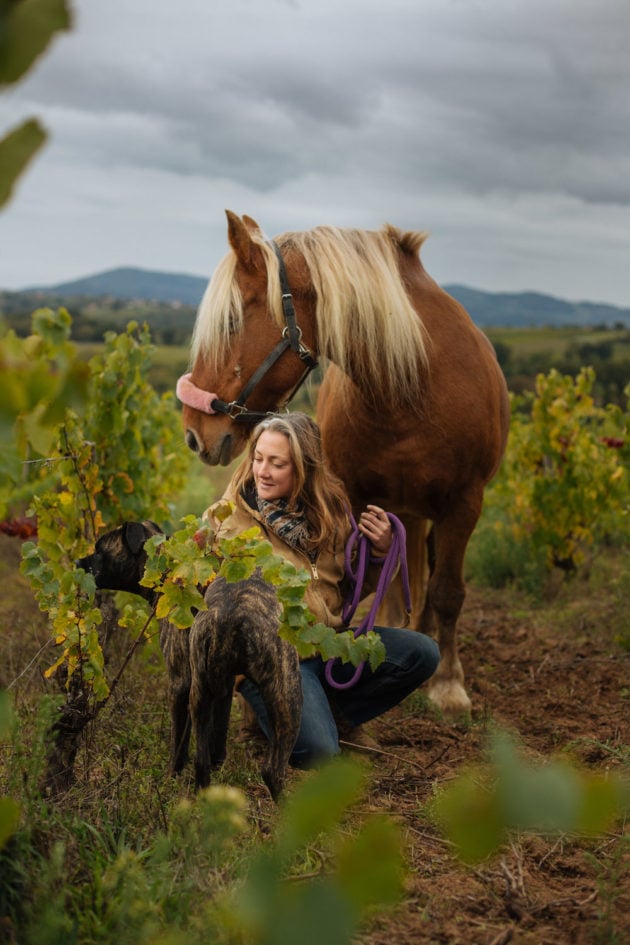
[354,581,630,945]
[1,533,628,945]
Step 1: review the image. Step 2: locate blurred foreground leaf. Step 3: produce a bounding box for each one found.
[276,756,365,857]
[432,731,629,863]
[0,0,72,85]
[230,759,404,945]
[0,118,46,208]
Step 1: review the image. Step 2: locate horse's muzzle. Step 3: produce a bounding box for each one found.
[185,429,234,467]
[185,429,201,454]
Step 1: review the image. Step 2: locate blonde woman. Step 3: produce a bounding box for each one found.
[206,412,440,766]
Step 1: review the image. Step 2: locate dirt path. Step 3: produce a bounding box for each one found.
[351,584,629,945]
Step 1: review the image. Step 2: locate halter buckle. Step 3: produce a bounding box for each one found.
[223,400,252,419]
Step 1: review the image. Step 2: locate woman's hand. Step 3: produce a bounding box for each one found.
[358,504,393,555]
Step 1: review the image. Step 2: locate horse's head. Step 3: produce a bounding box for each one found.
[180,211,318,466]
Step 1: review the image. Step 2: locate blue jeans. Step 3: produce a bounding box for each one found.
[240,627,440,768]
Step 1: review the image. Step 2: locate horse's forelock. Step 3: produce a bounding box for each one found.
[190,236,285,372]
[191,251,239,369]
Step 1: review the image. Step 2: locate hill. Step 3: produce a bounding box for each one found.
[3,266,630,328]
[446,284,630,329]
[27,267,207,306]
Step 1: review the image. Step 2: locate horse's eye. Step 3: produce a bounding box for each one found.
[228,313,239,335]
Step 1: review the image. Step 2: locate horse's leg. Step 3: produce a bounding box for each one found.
[423,493,482,716]
[378,516,429,630]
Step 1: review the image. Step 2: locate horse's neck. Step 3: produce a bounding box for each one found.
[320,353,382,408]
[318,365,381,431]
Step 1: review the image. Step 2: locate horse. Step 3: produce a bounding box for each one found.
[178,211,510,715]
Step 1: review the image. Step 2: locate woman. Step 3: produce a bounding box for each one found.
[205,412,440,767]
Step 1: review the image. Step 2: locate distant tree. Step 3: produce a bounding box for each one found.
[492,340,511,371]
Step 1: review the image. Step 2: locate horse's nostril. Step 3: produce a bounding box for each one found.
[185,430,200,453]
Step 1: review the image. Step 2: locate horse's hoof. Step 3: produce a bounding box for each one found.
[427,679,472,718]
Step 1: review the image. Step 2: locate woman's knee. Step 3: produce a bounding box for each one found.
[376,627,440,683]
[290,684,341,767]
[290,731,340,768]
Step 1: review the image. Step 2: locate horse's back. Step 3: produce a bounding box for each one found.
[317,261,509,513]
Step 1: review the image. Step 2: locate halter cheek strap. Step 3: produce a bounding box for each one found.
[176,373,219,415]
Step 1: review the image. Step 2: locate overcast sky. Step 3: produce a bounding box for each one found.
[1,0,629,306]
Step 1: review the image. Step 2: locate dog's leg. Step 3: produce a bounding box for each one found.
[207,687,233,769]
[161,623,193,776]
[191,671,214,790]
[192,689,232,789]
[255,659,302,801]
[259,685,301,801]
[168,682,192,775]
[189,603,235,788]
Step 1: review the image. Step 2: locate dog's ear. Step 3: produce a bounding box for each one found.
[143,520,163,536]
[122,521,148,555]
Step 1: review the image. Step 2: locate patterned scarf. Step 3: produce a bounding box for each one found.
[255,494,316,562]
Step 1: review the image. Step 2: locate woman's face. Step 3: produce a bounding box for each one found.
[252,430,296,501]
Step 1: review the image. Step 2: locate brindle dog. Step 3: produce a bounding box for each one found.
[77,521,302,800]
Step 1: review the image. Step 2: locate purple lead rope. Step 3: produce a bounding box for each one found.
[324,512,411,690]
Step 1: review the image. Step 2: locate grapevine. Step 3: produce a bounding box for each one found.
[141,509,386,667]
[10,311,382,794]
[486,366,629,580]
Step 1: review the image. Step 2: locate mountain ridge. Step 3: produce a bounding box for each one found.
[26,267,207,307]
[11,266,630,328]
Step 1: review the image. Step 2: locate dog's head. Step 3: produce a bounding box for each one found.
[77,520,163,597]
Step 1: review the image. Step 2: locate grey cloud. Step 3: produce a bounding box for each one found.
[1,0,628,303]
[13,0,629,204]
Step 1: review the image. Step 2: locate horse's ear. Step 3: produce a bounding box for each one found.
[242,214,262,236]
[225,209,260,267]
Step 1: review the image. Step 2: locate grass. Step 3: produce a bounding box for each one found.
[0,659,262,942]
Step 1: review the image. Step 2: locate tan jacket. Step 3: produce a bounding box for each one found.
[204,486,380,631]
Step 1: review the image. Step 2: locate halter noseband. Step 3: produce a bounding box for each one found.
[176,241,318,423]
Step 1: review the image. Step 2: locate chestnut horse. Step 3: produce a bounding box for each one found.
[179,211,510,715]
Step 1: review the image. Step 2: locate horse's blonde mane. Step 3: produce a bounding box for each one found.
[191,222,430,404]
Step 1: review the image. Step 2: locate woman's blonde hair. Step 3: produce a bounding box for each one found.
[230,412,351,550]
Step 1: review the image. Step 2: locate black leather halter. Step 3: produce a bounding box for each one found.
[209,241,318,423]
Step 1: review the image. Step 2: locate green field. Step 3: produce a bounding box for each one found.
[76,323,629,408]
[485,324,630,358]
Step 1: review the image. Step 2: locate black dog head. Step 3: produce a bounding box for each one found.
[77,521,163,600]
